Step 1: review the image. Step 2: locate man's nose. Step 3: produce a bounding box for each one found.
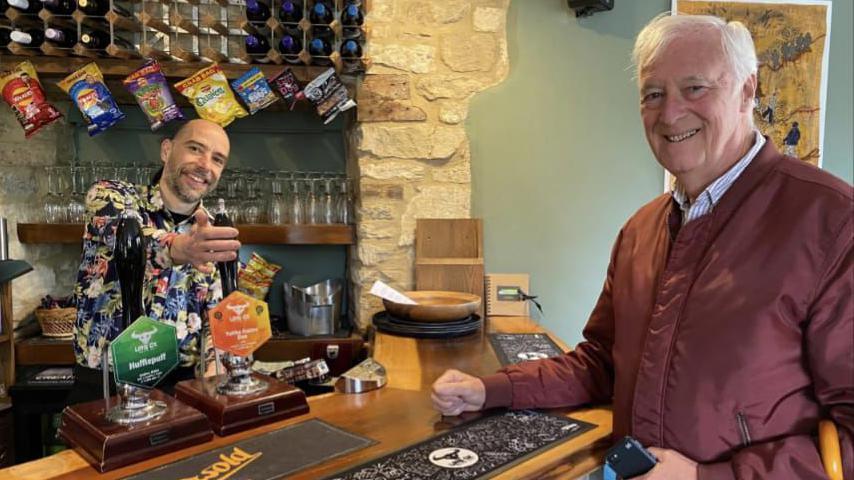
[660,92,687,125]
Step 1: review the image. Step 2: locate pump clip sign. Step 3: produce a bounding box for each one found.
[209,291,272,357]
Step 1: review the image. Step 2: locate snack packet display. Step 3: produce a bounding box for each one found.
[0,61,63,138]
[174,64,247,127]
[268,68,301,108]
[123,59,184,131]
[58,62,125,136]
[231,67,278,115]
[294,68,356,124]
[238,252,282,300]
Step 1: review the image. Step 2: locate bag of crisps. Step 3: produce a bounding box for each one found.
[58,62,125,136]
[123,59,184,131]
[0,61,63,138]
[174,64,247,127]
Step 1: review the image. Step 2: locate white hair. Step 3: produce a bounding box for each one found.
[632,13,758,85]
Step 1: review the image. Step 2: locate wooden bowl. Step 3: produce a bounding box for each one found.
[383,291,481,323]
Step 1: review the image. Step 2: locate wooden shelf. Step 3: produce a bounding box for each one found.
[17,223,355,245]
[1,55,332,83]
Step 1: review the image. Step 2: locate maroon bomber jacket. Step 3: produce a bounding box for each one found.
[482,140,853,479]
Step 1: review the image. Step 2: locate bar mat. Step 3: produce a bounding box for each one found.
[126,419,375,480]
[324,410,596,480]
[488,333,564,366]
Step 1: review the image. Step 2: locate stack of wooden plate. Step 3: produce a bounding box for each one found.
[375,291,482,338]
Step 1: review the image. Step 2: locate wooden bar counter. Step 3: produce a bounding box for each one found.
[0,317,612,479]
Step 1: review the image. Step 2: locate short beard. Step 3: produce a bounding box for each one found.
[164,166,216,205]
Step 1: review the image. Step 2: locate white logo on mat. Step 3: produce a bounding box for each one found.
[428,448,479,468]
[517,351,548,361]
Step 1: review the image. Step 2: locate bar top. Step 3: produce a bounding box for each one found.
[0,317,613,479]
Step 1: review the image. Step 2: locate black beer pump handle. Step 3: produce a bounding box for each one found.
[213,198,239,297]
[114,200,148,331]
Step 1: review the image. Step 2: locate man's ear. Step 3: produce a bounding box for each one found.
[160,138,172,165]
[740,73,757,112]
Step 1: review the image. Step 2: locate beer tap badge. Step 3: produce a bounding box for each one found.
[209,291,271,357]
[58,62,126,136]
[0,61,63,138]
[110,316,179,388]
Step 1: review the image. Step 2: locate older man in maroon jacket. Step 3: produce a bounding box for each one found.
[431,13,853,480]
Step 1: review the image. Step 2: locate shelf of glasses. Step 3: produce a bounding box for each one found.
[17,223,355,245]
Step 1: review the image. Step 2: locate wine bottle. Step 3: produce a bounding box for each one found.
[0,27,12,48]
[244,32,270,55]
[76,0,106,15]
[114,201,148,330]
[277,33,301,58]
[213,199,238,296]
[307,35,330,56]
[339,38,361,58]
[245,0,270,28]
[340,4,362,26]
[308,1,331,24]
[41,0,75,14]
[278,0,301,23]
[9,28,45,47]
[79,29,109,48]
[45,26,77,47]
[7,0,41,14]
[77,0,130,16]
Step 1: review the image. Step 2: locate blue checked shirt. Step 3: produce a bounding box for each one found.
[672,131,765,224]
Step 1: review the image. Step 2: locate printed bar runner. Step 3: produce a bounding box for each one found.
[325,410,596,480]
[488,333,564,366]
[126,419,375,479]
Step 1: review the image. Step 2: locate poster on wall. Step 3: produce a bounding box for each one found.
[666,0,832,191]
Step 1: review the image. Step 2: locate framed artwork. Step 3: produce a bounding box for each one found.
[665,0,832,191]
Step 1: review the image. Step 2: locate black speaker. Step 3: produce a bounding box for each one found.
[567,0,614,18]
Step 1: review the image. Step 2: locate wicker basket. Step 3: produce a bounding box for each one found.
[35,307,76,338]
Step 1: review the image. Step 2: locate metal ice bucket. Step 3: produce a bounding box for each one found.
[283,279,343,336]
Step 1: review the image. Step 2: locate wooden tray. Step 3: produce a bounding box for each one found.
[382,291,481,323]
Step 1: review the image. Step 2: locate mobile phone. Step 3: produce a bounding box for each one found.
[605,436,657,479]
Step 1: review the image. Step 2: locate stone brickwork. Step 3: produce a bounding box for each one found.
[352,0,510,327]
[0,108,77,324]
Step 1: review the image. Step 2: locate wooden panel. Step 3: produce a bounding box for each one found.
[0,284,12,386]
[415,219,483,259]
[15,337,75,366]
[415,219,485,316]
[16,224,355,245]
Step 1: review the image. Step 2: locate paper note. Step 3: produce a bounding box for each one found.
[370,280,418,304]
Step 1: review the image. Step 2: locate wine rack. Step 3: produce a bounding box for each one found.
[1,0,369,72]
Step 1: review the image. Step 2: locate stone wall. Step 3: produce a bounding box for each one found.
[351,0,510,327]
[1,108,79,324]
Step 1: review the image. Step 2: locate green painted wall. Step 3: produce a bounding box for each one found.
[469,1,853,344]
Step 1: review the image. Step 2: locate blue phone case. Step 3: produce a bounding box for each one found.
[605,436,658,479]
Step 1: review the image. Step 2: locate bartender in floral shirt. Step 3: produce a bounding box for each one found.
[71,119,241,403]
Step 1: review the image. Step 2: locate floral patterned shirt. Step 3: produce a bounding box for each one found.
[73,180,222,371]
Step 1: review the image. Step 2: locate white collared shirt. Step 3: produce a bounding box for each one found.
[672,131,766,225]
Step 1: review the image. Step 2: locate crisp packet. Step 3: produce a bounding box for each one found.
[231,67,278,115]
[174,64,247,127]
[0,61,63,138]
[123,60,184,131]
[295,68,356,124]
[238,252,282,300]
[269,68,301,108]
[58,62,125,136]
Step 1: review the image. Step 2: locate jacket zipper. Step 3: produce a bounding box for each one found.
[736,411,752,447]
